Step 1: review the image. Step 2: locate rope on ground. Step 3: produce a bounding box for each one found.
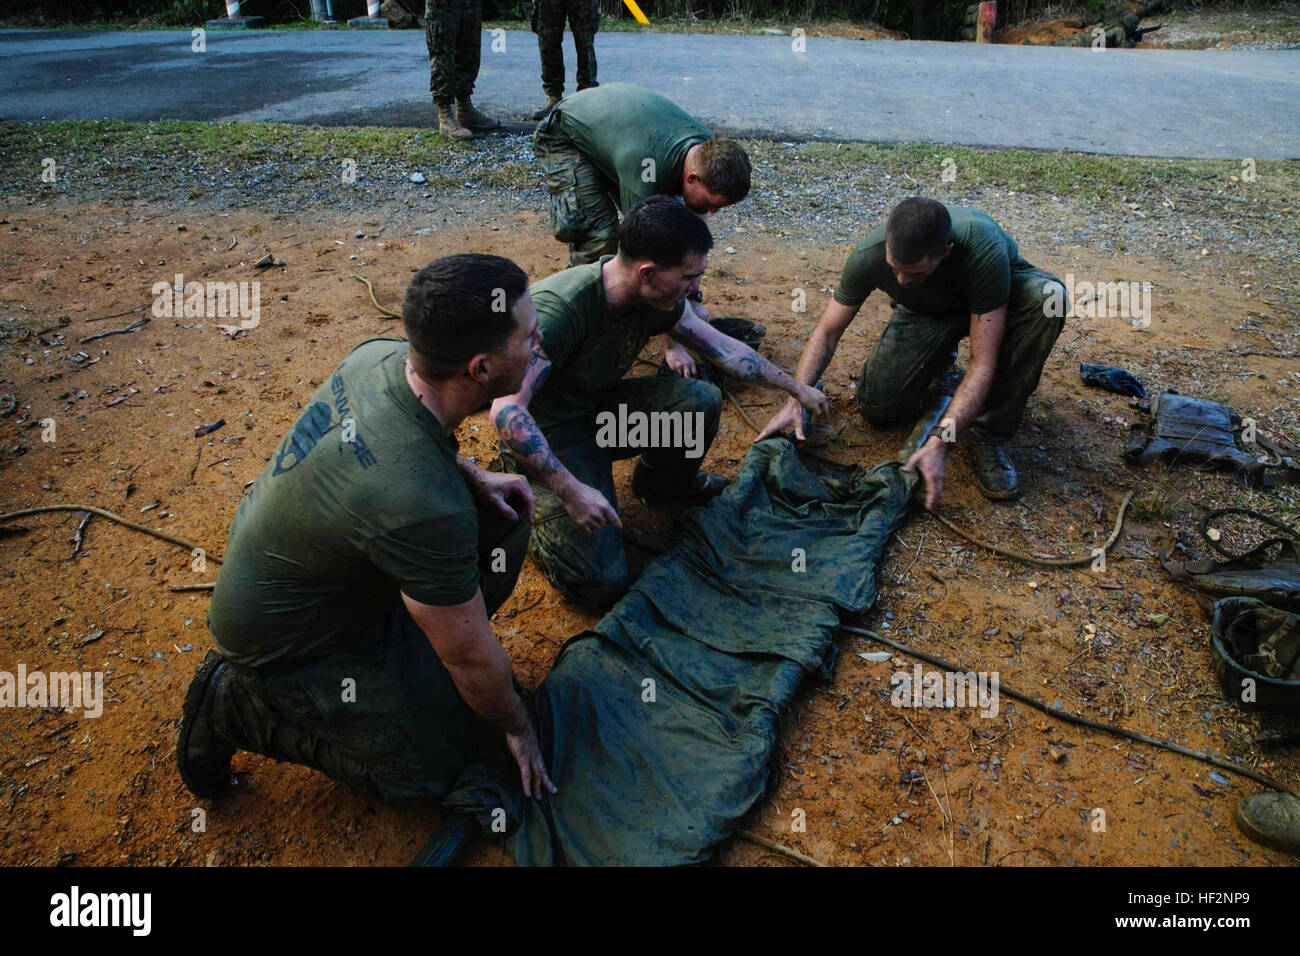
[1199,506,1300,560]
[349,273,402,319]
[930,491,1134,568]
[841,623,1297,796]
[0,504,224,564]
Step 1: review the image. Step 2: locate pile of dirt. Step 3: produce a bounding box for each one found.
[997,0,1172,47]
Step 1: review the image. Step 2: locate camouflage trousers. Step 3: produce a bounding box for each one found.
[856,266,1066,445]
[532,0,600,98]
[500,374,722,608]
[208,505,529,808]
[425,0,484,105]
[533,108,619,266]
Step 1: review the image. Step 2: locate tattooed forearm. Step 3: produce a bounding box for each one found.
[493,404,567,488]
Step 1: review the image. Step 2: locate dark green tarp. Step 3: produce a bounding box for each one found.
[444,438,916,865]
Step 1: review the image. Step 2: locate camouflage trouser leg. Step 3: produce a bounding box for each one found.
[856,266,1066,445]
[210,507,529,808]
[534,0,598,97]
[533,110,619,266]
[499,375,721,608]
[569,0,600,92]
[426,0,484,106]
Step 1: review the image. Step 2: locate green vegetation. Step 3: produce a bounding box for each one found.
[748,139,1300,210]
[3,119,1298,215]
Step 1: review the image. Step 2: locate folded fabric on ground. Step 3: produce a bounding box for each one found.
[444,437,916,865]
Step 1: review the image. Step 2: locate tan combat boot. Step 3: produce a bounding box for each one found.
[456,96,500,131]
[530,94,562,121]
[437,104,472,141]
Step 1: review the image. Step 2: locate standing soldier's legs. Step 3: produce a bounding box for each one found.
[453,0,482,102]
[964,267,1066,446]
[425,0,458,108]
[535,0,568,101]
[856,305,966,427]
[533,115,619,265]
[454,0,499,130]
[427,0,473,139]
[568,0,600,91]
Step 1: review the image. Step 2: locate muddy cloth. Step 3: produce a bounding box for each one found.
[1080,362,1145,398]
[444,438,916,865]
[1125,391,1300,487]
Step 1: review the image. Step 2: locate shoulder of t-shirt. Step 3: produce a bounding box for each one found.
[949,205,1005,251]
[342,337,407,364]
[532,265,601,315]
[848,226,888,267]
[361,454,474,538]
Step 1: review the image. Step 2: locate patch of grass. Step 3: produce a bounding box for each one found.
[748,139,1300,210]
[0,119,475,186]
[1130,467,1183,522]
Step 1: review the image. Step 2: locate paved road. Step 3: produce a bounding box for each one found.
[2,28,1298,158]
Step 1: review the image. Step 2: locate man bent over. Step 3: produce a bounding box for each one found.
[491,196,828,608]
[757,198,1066,509]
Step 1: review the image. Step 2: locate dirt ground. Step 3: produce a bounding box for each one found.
[1,197,1298,867]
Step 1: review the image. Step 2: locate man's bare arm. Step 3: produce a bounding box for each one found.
[901,304,1007,511]
[488,349,621,533]
[402,589,556,797]
[752,298,859,441]
[489,351,571,495]
[937,305,1006,438]
[669,302,828,419]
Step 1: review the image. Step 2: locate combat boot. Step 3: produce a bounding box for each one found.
[1235,792,1300,855]
[437,104,472,141]
[176,650,237,799]
[968,441,1020,500]
[530,94,562,121]
[456,96,499,131]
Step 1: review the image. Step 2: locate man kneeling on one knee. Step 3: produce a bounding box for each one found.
[757,197,1066,510]
[491,195,830,608]
[178,254,556,807]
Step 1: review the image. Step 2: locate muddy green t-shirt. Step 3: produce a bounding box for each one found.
[554,82,712,212]
[530,258,685,432]
[207,338,479,669]
[832,205,1033,317]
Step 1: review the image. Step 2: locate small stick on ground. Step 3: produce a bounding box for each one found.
[350,274,401,319]
[169,583,215,592]
[71,511,91,557]
[735,829,828,867]
[81,316,149,344]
